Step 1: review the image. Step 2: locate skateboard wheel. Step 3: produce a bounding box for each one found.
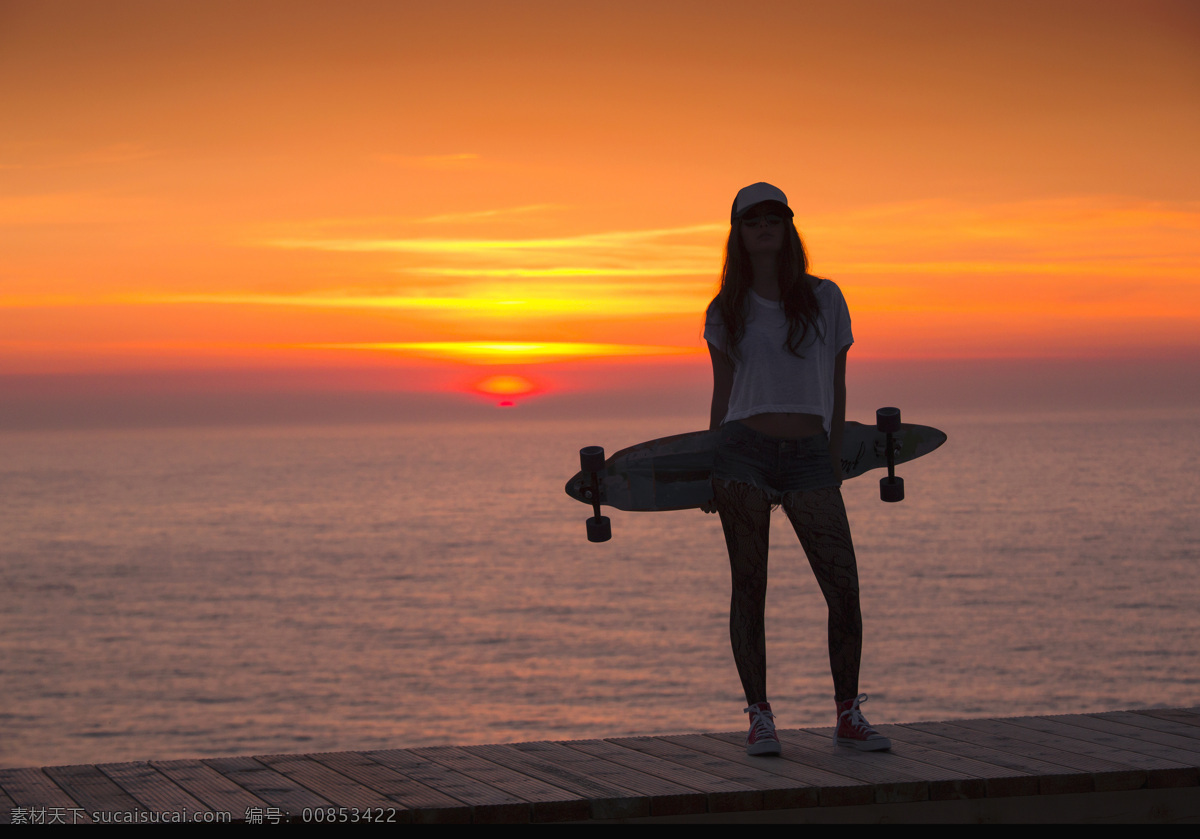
[876,407,901,433]
[580,446,605,473]
[586,515,611,543]
[880,475,904,503]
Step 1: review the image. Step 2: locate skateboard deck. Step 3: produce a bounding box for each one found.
[565,420,947,512]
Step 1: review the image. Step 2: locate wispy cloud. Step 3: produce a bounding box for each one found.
[0,282,708,318]
[810,197,1200,266]
[146,288,704,317]
[415,204,561,224]
[254,223,725,316]
[264,223,725,254]
[12,197,1198,324]
[0,338,701,365]
[410,266,701,278]
[304,341,702,364]
[240,205,566,239]
[833,258,1198,279]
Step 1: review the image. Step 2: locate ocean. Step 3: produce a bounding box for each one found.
[2,407,1198,768]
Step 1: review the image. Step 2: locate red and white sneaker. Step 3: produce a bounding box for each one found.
[744,701,782,755]
[834,694,892,751]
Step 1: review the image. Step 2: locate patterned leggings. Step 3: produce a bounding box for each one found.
[715,480,862,705]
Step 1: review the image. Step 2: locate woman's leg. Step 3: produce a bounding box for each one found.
[781,486,862,702]
[715,480,773,706]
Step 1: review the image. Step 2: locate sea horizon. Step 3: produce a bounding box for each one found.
[3,404,1198,769]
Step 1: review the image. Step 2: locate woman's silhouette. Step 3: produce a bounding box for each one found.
[703,182,889,755]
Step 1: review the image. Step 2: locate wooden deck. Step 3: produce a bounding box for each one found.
[3,708,1198,824]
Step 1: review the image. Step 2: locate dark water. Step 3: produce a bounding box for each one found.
[2,408,1197,768]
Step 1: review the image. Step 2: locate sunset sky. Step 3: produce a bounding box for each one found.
[2,0,1198,423]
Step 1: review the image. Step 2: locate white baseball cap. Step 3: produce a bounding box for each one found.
[730,182,794,223]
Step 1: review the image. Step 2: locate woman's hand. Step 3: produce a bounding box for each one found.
[700,496,718,514]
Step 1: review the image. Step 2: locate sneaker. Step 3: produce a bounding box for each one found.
[744,701,781,755]
[834,694,892,751]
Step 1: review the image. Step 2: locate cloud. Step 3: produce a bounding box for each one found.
[137,288,705,318]
[264,223,724,254]
[415,204,560,224]
[304,341,701,364]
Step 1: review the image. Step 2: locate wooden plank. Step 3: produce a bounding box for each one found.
[412,745,587,823]
[484,739,704,819]
[42,764,145,821]
[606,734,797,811]
[310,750,461,823]
[858,726,1007,800]
[906,721,1098,795]
[463,741,652,821]
[0,785,16,824]
[0,767,90,824]
[1137,708,1200,730]
[255,754,397,814]
[988,715,1191,773]
[722,728,933,805]
[943,718,1137,794]
[95,762,214,820]
[889,723,1052,797]
[151,758,269,820]
[681,729,888,811]
[203,756,331,821]
[1048,714,1200,761]
[1001,716,1198,790]
[368,748,531,823]
[5,707,1196,824]
[567,738,762,814]
[665,732,874,808]
[1095,710,1200,743]
[683,729,873,794]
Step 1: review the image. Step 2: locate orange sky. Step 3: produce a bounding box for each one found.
[2,1,1198,413]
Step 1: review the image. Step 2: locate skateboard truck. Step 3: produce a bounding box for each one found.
[876,407,904,502]
[578,446,612,542]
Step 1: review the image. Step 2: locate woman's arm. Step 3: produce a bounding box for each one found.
[708,342,733,431]
[703,342,733,514]
[829,346,848,481]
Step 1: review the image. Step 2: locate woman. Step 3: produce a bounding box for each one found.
[703,182,889,755]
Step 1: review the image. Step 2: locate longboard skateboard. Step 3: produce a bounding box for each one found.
[566,407,946,541]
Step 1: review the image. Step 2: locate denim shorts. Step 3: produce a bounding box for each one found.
[712,421,840,501]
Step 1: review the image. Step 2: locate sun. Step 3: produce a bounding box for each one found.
[473,374,538,406]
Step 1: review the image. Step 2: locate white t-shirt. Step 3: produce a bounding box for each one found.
[704,279,853,435]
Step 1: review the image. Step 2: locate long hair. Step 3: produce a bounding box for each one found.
[710,218,824,363]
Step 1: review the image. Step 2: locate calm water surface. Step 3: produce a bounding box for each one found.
[2,409,1198,767]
